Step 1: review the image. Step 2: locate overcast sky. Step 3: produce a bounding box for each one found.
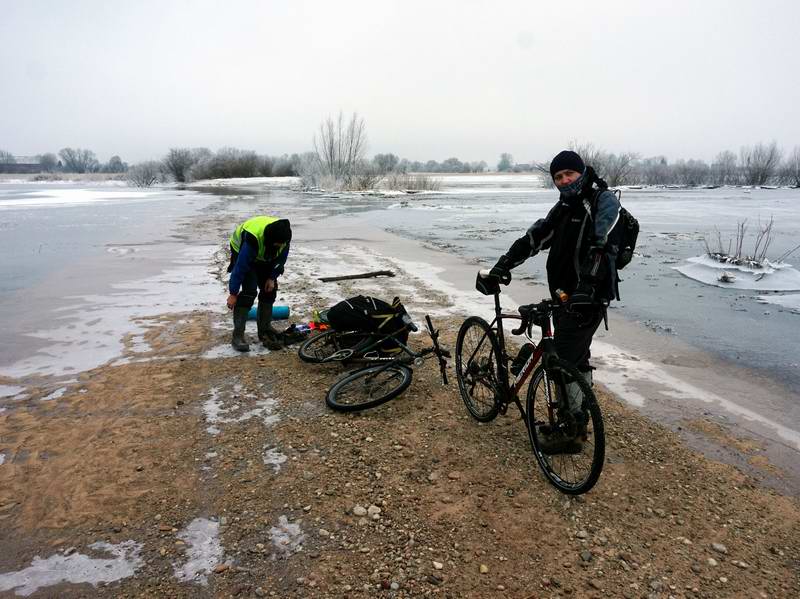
[2,0,798,164]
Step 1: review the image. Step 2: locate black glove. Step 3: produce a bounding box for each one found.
[489,255,513,284]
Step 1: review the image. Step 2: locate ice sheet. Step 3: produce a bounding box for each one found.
[674,255,800,291]
[758,293,800,314]
[0,189,159,210]
[0,245,222,379]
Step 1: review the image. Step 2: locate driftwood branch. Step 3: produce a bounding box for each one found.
[318,270,396,283]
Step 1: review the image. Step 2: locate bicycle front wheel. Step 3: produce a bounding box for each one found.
[455,316,502,422]
[526,358,605,494]
[298,330,368,363]
[326,364,413,412]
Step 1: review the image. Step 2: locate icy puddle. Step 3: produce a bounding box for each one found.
[173,518,224,585]
[270,516,305,558]
[202,384,279,436]
[0,541,143,596]
[263,446,288,472]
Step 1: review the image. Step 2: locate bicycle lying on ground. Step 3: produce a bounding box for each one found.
[311,315,449,412]
[454,270,605,494]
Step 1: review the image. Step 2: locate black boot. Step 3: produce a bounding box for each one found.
[231,306,250,352]
[257,303,283,351]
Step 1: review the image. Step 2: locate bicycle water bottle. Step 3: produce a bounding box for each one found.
[510,343,535,376]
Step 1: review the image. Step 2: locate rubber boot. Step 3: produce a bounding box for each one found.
[257,303,283,351]
[538,370,592,455]
[565,370,592,414]
[231,306,250,352]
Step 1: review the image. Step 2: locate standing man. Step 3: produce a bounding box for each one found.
[227,216,292,352]
[490,150,621,452]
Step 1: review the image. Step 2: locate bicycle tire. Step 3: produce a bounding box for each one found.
[455,316,502,422]
[298,330,369,363]
[326,364,413,412]
[525,358,605,494]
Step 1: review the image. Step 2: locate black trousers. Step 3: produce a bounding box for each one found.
[553,306,603,373]
[229,252,278,310]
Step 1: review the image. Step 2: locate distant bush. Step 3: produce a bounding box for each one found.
[382,172,441,191]
[127,161,162,187]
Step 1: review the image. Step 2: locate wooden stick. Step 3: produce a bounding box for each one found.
[318,270,396,283]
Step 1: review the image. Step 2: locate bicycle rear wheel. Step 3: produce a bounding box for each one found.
[455,316,502,422]
[326,364,413,412]
[526,358,605,494]
[298,330,368,363]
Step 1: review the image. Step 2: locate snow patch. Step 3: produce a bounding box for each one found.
[0,541,143,596]
[270,516,305,557]
[41,387,67,402]
[173,518,223,585]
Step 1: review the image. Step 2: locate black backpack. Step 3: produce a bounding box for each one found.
[326,295,411,352]
[600,189,639,270]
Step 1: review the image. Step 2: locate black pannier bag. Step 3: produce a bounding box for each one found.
[326,295,410,353]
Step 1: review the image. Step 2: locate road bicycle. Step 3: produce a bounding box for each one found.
[324,315,449,412]
[297,307,418,364]
[454,270,605,494]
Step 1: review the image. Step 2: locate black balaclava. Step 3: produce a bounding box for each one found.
[265,219,292,255]
[550,150,587,203]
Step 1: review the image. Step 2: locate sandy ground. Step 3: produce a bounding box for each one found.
[1,215,799,598]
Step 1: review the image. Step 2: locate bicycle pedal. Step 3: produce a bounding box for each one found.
[498,402,508,415]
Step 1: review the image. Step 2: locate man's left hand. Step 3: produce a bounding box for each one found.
[263,279,276,293]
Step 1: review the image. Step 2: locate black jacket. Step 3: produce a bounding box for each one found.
[503,188,621,302]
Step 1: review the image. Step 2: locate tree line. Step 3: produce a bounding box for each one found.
[4,136,799,189]
[520,141,800,188]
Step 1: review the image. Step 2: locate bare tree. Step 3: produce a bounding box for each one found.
[102,155,127,173]
[163,148,199,182]
[59,147,99,173]
[313,112,368,185]
[673,159,710,186]
[0,150,15,164]
[779,146,800,187]
[567,141,609,175]
[373,153,399,174]
[636,156,670,185]
[38,153,58,172]
[532,161,555,187]
[127,161,162,187]
[497,153,514,172]
[603,152,639,186]
[740,142,782,186]
[710,150,738,185]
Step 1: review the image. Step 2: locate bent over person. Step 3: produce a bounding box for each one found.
[490,150,620,453]
[227,216,292,352]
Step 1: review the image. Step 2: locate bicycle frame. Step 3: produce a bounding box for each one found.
[351,316,449,384]
[466,292,559,417]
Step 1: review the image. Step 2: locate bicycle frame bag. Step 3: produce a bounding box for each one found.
[326,295,410,353]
